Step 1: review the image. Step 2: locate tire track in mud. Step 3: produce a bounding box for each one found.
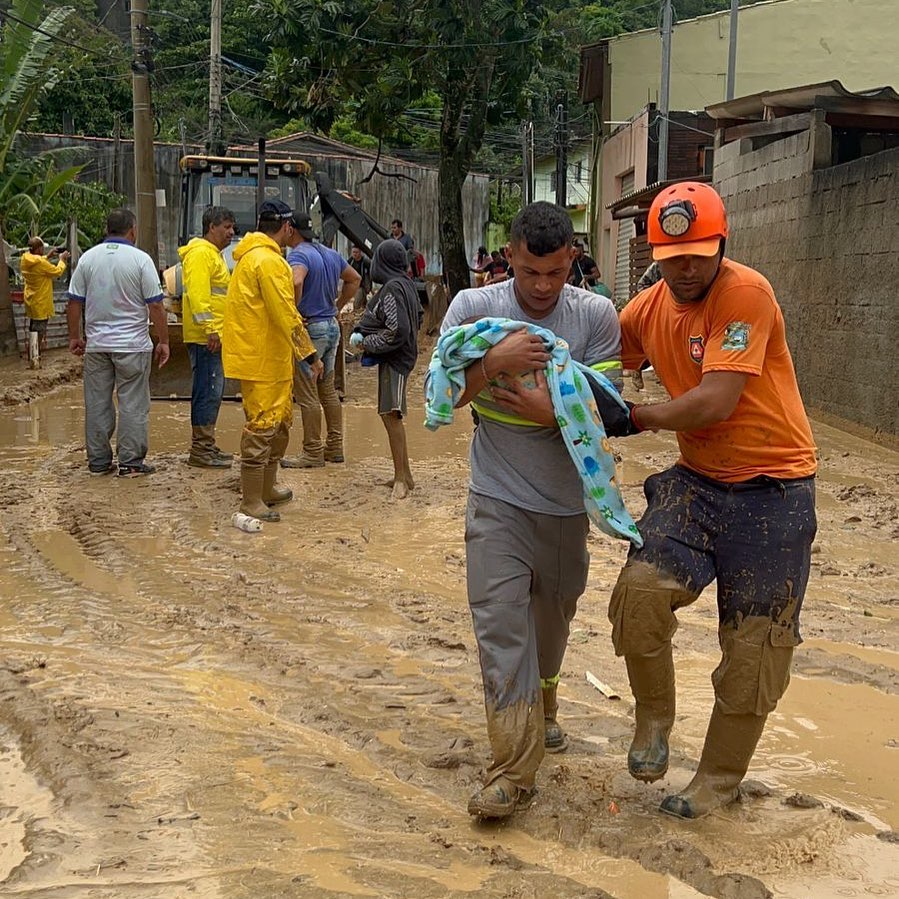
[0,443,780,899]
[4,425,896,896]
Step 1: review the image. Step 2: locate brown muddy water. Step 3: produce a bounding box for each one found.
[0,362,897,899]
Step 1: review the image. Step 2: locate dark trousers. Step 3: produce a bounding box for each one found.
[187,343,224,427]
[630,465,816,637]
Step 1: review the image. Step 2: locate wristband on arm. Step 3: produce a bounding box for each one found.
[628,403,646,433]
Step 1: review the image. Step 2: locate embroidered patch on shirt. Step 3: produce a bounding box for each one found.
[722,321,751,351]
[689,335,705,364]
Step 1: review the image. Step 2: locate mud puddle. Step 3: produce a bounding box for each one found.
[0,367,896,897]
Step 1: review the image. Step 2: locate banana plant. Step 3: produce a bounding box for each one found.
[0,0,75,354]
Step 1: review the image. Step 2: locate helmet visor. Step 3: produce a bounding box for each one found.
[652,237,721,261]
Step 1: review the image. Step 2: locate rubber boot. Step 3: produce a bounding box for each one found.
[467,776,537,819]
[188,425,230,468]
[659,705,767,819]
[625,643,676,782]
[240,465,280,522]
[263,463,293,506]
[319,372,344,462]
[542,684,568,753]
[239,428,280,522]
[287,368,325,467]
[265,422,293,504]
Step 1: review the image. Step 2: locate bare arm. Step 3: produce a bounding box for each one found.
[338,263,361,306]
[634,371,748,432]
[291,264,308,306]
[66,301,85,355]
[147,301,170,368]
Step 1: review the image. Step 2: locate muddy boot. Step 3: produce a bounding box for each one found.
[280,453,324,469]
[212,444,233,462]
[319,372,344,462]
[188,425,231,468]
[263,463,293,506]
[542,683,568,753]
[239,429,280,522]
[626,643,676,782]
[240,464,280,522]
[660,706,767,819]
[467,776,537,819]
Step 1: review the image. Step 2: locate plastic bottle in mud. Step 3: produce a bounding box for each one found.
[231,512,263,533]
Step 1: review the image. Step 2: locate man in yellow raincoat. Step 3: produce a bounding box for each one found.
[179,205,235,468]
[21,237,69,356]
[223,199,321,522]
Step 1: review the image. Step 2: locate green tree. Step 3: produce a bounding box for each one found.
[0,0,75,354]
[263,0,554,296]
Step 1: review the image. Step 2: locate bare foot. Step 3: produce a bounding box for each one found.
[390,481,409,501]
[375,477,395,488]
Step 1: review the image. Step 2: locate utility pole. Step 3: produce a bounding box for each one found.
[130,0,158,264]
[521,121,534,205]
[554,91,568,208]
[208,0,224,154]
[658,0,673,182]
[725,0,739,101]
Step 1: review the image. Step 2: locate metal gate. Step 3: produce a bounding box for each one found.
[613,172,635,308]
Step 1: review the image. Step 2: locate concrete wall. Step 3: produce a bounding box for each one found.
[607,0,897,121]
[715,135,899,439]
[598,108,651,291]
[21,135,490,275]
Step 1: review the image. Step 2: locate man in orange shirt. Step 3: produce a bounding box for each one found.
[612,182,817,819]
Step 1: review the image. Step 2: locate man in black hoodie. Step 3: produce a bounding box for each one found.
[350,239,423,499]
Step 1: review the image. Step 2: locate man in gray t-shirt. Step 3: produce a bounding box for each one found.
[441,202,622,820]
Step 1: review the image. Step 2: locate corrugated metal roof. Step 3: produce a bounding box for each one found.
[606,175,711,212]
[706,80,899,121]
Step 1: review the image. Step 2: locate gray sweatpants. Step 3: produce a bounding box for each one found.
[83,351,152,470]
[465,492,590,789]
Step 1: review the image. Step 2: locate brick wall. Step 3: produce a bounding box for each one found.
[715,135,899,441]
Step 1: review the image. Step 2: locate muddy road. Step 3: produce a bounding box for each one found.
[0,352,897,898]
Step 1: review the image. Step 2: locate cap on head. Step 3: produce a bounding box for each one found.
[289,210,315,239]
[648,182,728,260]
[257,199,293,227]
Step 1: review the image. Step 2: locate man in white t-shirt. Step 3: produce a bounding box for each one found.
[66,208,170,477]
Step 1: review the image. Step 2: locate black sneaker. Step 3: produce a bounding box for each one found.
[89,463,116,476]
[117,462,156,478]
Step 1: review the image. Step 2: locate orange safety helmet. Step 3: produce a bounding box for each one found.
[647,181,728,260]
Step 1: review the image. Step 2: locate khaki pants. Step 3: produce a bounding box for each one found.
[465,492,590,790]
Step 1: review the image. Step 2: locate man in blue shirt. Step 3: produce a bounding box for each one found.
[282,212,360,468]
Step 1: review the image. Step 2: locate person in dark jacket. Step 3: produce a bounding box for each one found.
[350,239,423,499]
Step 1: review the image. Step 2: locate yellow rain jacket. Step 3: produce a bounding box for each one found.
[222,232,315,382]
[178,237,230,344]
[20,252,66,320]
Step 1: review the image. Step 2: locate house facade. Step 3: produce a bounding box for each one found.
[532,141,593,241]
[579,0,896,299]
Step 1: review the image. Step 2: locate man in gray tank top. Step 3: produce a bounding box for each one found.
[441,202,623,818]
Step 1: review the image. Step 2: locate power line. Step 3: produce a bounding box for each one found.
[316,25,546,49]
[3,7,101,55]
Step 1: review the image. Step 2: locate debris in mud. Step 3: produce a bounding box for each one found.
[877,830,899,843]
[830,805,864,821]
[784,792,825,809]
[837,484,877,501]
[157,811,200,825]
[421,750,465,769]
[740,780,772,799]
[586,670,620,699]
[5,655,47,674]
